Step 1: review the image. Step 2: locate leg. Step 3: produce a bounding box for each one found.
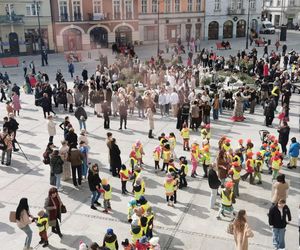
[55,218,62,236]
[71,165,77,186]
[22,225,33,248]
[210,188,218,209]
[272,228,279,249]
[55,174,61,189]
[77,165,82,185]
[1,150,5,164]
[278,228,286,249]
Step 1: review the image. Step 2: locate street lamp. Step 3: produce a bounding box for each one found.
[245,0,250,49]
[34,0,44,66]
[157,0,161,56]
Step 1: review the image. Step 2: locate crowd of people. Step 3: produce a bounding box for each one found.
[1,37,300,250]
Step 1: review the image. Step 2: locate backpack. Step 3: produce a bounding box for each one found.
[43,151,50,165]
[0,135,7,151]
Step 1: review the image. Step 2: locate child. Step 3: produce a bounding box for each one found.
[237,139,245,164]
[119,164,132,194]
[164,173,175,207]
[246,139,254,156]
[127,199,137,223]
[168,132,177,159]
[153,146,161,172]
[129,151,138,173]
[271,151,282,180]
[228,161,241,197]
[180,123,190,151]
[134,140,145,165]
[202,146,211,178]
[201,124,211,142]
[36,210,49,247]
[222,138,232,152]
[98,178,112,213]
[178,156,188,189]
[167,159,178,173]
[161,144,171,172]
[191,147,200,178]
[133,177,145,200]
[172,172,179,204]
[254,152,263,184]
[241,152,255,184]
[217,181,236,220]
[6,101,13,116]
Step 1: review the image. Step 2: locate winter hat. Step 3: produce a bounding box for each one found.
[205,124,211,129]
[247,152,254,157]
[225,181,234,189]
[79,241,88,250]
[246,139,252,144]
[232,162,239,167]
[238,139,243,144]
[129,199,137,207]
[106,228,113,235]
[121,239,130,246]
[256,152,261,156]
[225,138,231,143]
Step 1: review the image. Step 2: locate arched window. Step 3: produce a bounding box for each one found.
[223,20,233,39]
[236,19,246,37]
[208,21,219,40]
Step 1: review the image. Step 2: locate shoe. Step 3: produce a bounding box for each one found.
[118,128,122,130]
[191,174,196,178]
[1,162,4,165]
[42,241,49,247]
[91,205,97,210]
[125,126,127,129]
[257,181,262,185]
[39,239,45,244]
[102,209,108,213]
[13,148,19,152]
[58,233,63,239]
[216,216,221,220]
[94,201,101,206]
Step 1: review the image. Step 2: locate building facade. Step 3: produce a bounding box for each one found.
[204,0,263,40]
[138,0,205,45]
[0,0,54,55]
[51,0,140,52]
[263,0,300,28]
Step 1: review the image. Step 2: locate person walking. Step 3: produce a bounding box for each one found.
[146,107,154,138]
[68,61,75,78]
[288,137,300,169]
[264,98,276,127]
[88,163,102,210]
[268,199,292,250]
[1,127,13,166]
[50,150,64,191]
[272,174,289,205]
[59,140,71,181]
[16,198,35,250]
[69,146,84,188]
[208,163,221,209]
[47,115,56,144]
[74,104,87,131]
[277,121,290,156]
[109,138,121,177]
[11,92,21,116]
[232,210,254,250]
[119,100,128,130]
[44,187,65,239]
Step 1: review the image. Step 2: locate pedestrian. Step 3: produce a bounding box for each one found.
[268,199,291,250]
[102,100,110,129]
[277,121,290,156]
[44,187,65,239]
[180,123,190,151]
[164,173,175,207]
[217,181,236,220]
[88,163,102,210]
[103,228,118,249]
[65,128,78,149]
[99,179,112,213]
[47,115,56,143]
[74,104,87,131]
[79,141,89,179]
[1,127,13,166]
[109,138,122,177]
[69,146,84,188]
[264,98,275,127]
[81,67,88,82]
[146,107,154,138]
[50,150,64,191]
[22,61,27,78]
[11,92,21,116]
[178,156,188,189]
[212,94,220,120]
[59,140,71,181]
[8,113,19,152]
[119,100,128,130]
[29,61,36,75]
[271,151,282,180]
[272,174,289,204]
[232,210,254,250]
[217,149,229,187]
[288,137,300,169]
[208,163,221,209]
[16,198,35,250]
[35,210,49,247]
[68,61,75,78]
[229,161,241,197]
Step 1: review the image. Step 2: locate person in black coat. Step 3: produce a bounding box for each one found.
[208,164,221,209]
[268,199,291,250]
[65,128,78,149]
[81,68,88,82]
[277,121,290,155]
[109,138,121,177]
[88,164,102,210]
[264,98,275,127]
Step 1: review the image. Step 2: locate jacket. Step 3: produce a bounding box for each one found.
[208,168,221,189]
[289,142,300,157]
[74,107,87,121]
[50,155,64,174]
[88,168,101,192]
[16,210,32,229]
[268,204,291,228]
[47,120,56,136]
[69,148,83,166]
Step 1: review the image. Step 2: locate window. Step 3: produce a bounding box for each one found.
[230,0,235,10]
[59,1,68,21]
[113,0,121,19]
[141,0,147,13]
[175,0,180,12]
[26,4,37,16]
[73,1,81,21]
[164,0,171,13]
[277,0,281,6]
[125,0,132,19]
[214,0,221,10]
[196,0,201,11]
[152,0,158,13]
[188,0,193,12]
[250,0,256,9]
[237,0,242,9]
[289,0,295,6]
[93,0,102,14]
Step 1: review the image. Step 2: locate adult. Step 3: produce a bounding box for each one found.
[11,92,21,116]
[146,107,154,138]
[88,163,102,210]
[74,104,88,130]
[16,198,34,250]
[272,174,289,204]
[208,163,221,209]
[68,61,75,78]
[44,187,64,238]
[65,128,78,149]
[47,115,56,143]
[8,113,19,152]
[231,92,246,122]
[50,150,64,191]
[217,149,229,187]
[59,140,71,181]
[119,100,128,130]
[288,137,300,169]
[109,138,121,177]
[264,98,275,127]
[268,199,291,250]
[69,146,84,187]
[232,210,254,250]
[277,121,290,155]
[170,89,179,117]
[1,127,13,166]
[106,132,113,171]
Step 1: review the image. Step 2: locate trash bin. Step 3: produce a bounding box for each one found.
[268,39,271,45]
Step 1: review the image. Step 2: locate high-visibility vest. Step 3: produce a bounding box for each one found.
[191,151,199,162]
[260,149,266,158]
[231,167,240,180]
[168,164,176,173]
[120,169,130,181]
[128,206,135,220]
[233,155,241,165]
[169,137,176,149]
[37,216,48,232]
[141,202,150,214]
[145,213,154,233]
[135,145,142,159]
[246,159,255,171]
[164,180,175,195]
[204,152,211,165]
[131,226,143,243]
[104,185,112,200]
[182,164,188,175]
[162,150,171,162]
[104,239,117,250]
[223,144,231,152]
[181,128,190,139]
[221,190,233,206]
[153,151,160,161]
[134,185,144,200]
[272,159,281,170]
[130,157,138,167]
[255,159,263,171]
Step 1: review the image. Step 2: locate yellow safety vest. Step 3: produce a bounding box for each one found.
[119,169,130,181]
[164,181,174,195]
[104,186,112,200]
[130,157,138,167]
[135,146,142,159]
[105,239,117,250]
[168,164,176,173]
[37,216,48,232]
[181,128,190,139]
[162,150,171,162]
[145,213,154,233]
[131,227,143,243]
[169,137,176,149]
[221,190,233,206]
[233,155,241,165]
[231,167,240,180]
[153,151,160,161]
[272,159,281,170]
[260,149,266,158]
[223,144,231,152]
[255,159,263,171]
[204,152,211,165]
[134,185,144,200]
[141,202,150,214]
[182,164,188,175]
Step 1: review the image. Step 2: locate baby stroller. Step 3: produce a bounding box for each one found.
[259,130,270,143]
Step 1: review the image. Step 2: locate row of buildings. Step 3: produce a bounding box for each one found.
[0,0,298,54]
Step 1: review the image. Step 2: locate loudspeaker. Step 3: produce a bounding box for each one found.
[280,26,287,41]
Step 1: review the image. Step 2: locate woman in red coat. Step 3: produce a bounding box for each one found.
[263,62,269,80]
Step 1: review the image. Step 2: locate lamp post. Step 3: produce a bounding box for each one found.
[34,0,44,66]
[245,0,251,49]
[157,0,161,56]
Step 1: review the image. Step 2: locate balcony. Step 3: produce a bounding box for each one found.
[59,13,82,22]
[0,14,24,24]
[227,8,245,15]
[87,13,109,21]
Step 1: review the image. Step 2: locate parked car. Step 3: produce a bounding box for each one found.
[260,21,275,34]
